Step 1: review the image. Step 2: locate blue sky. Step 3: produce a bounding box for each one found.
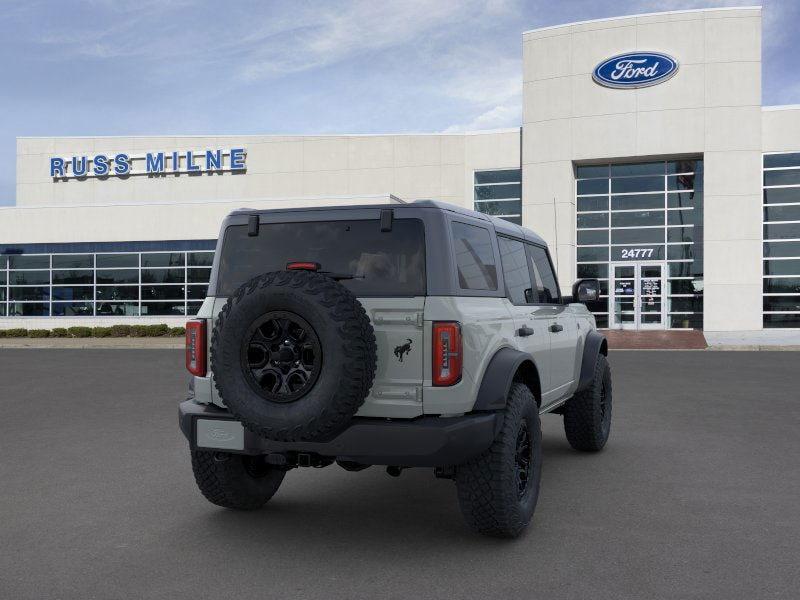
[1,0,798,206]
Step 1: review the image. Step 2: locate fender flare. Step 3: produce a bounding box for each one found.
[576,330,608,393]
[472,347,537,412]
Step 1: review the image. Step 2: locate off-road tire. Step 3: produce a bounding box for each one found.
[191,450,285,510]
[211,270,377,442]
[455,383,542,538]
[563,354,612,451]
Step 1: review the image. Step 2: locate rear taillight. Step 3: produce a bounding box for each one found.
[432,321,462,386]
[286,261,320,271]
[186,320,207,377]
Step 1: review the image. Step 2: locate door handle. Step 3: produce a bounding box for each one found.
[517,326,534,337]
[549,323,564,333]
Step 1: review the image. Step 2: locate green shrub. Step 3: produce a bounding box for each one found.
[0,329,5,338]
[109,324,132,337]
[129,325,147,337]
[28,329,51,338]
[3,328,28,338]
[145,324,170,337]
[168,326,186,337]
[51,328,69,338]
[91,327,113,338]
[67,326,92,338]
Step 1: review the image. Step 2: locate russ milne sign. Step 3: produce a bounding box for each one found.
[592,52,678,89]
[50,148,246,179]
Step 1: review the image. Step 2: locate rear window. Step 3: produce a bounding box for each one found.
[216,219,426,297]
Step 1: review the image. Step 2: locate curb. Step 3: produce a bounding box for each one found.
[0,338,184,349]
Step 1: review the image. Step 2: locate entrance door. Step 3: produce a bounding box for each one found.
[610,262,666,330]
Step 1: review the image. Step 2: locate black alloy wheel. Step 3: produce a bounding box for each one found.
[241,311,322,403]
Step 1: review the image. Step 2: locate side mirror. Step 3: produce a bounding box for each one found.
[572,278,600,303]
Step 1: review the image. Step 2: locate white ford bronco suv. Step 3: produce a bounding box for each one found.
[179,200,611,537]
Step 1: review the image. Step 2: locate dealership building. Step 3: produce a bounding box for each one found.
[1,6,799,340]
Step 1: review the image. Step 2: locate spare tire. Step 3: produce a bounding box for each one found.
[211,270,377,442]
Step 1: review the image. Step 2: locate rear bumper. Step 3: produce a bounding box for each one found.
[179,400,499,467]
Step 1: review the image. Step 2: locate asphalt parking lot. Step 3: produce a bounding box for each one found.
[1,349,798,600]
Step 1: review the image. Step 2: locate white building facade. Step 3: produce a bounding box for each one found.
[2,6,799,337]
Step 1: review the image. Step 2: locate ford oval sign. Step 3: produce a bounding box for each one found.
[593,52,678,89]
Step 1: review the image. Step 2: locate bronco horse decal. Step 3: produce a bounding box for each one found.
[394,339,413,363]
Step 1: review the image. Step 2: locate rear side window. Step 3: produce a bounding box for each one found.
[526,244,560,303]
[498,236,532,304]
[216,219,426,297]
[451,222,498,291]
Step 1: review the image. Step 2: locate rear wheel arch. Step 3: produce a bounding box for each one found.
[473,348,542,411]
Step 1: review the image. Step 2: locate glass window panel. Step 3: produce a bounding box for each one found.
[141,252,185,268]
[611,176,663,194]
[577,246,609,262]
[474,200,522,216]
[577,179,608,195]
[667,160,702,174]
[585,298,609,313]
[764,259,800,275]
[141,268,185,284]
[474,184,521,201]
[669,279,703,295]
[500,216,522,225]
[669,297,703,312]
[96,286,139,301]
[187,285,208,300]
[614,265,635,278]
[668,209,699,226]
[611,210,664,228]
[451,222,498,291]
[764,205,800,222]
[474,170,521,185]
[611,228,664,244]
[0,271,5,285]
[8,302,49,316]
[52,254,93,269]
[0,288,5,301]
[187,302,203,316]
[140,301,186,316]
[96,302,139,316]
[764,170,800,187]
[577,230,608,245]
[8,255,49,269]
[594,314,609,328]
[141,285,185,300]
[667,174,698,191]
[763,278,800,293]
[764,153,800,168]
[187,252,214,267]
[187,268,211,283]
[668,227,694,243]
[9,271,50,285]
[764,223,800,240]
[763,188,800,204]
[577,196,608,212]
[498,237,533,305]
[0,255,6,269]
[52,302,94,317]
[667,245,694,261]
[0,304,5,316]
[576,165,609,178]
[610,162,664,176]
[577,212,608,228]
[764,296,800,312]
[763,314,800,328]
[670,314,703,329]
[764,241,800,258]
[669,262,696,277]
[611,194,664,210]
[526,244,560,303]
[667,191,702,209]
[10,286,49,301]
[96,254,138,268]
[96,269,139,284]
[577,264,608,278]
[52,270,93,284]
[52,286,93,301]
